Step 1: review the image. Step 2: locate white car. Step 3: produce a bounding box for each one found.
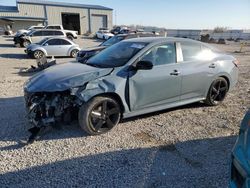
[95,30,114,40]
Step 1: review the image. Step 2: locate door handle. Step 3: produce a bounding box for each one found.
[209,64,216,68]
[170,70,180,76]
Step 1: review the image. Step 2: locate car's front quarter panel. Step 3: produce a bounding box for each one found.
[75,70,130,113]
[31,46,48,56]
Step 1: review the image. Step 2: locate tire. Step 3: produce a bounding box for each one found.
[33,50,45,59]
[22,40,31,48]
[204,77,229,106]
[70,49,79,58]
[67,35,74,41]
[78,96,121,135]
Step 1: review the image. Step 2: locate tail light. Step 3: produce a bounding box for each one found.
[233,59,240,67]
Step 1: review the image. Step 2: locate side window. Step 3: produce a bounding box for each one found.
[54,31,63,36]
[141,43,176,66]
[32,31,42,36]
[43,31,54,36]
[60,39,71,45]
[47,39,61,45]
[180,42,202,61]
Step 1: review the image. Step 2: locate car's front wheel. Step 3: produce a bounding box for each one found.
[22,40,31,47]
[78,96,121,135]
[70,49,79,58]
[205,77,229,106]
[33,50,45,59]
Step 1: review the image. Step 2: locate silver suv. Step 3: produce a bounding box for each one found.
[21,29,66,47]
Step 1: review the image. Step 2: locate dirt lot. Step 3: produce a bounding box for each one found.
[0,35,249,188]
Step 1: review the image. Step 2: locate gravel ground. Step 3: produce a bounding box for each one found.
[0,35,249,188]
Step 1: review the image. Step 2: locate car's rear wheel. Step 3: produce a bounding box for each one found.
[70,49,79,58]
[78,96,121,135]
[205,77,229,106]
[67,34,74,40]
[22,40,31,48]
[33,50,45,59]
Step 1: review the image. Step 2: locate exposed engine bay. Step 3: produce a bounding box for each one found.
[24,90,81,143]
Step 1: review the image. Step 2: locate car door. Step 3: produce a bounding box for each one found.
[43,39,62,56]
[30,30,43,43]
[178,41,219,100]
[59,39,72,55]
[129,43,182,111]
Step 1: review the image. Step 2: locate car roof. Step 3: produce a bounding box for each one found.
[45,37,72,41]
[34,29,64,32]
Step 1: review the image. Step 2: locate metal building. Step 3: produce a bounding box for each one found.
[0,0,113,34]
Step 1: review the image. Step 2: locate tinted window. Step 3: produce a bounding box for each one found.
[60,39,71,45]
[32,31,43,36]
[141,43,176,66]
[47,26,61,29]
[180,42,202,61]
[43,30,54,36]
[47,39,62,45]
[54,31,64,36]
[87,41,148,68]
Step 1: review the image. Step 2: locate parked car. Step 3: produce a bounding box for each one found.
[14,29,66,47]
[111,26,128,35]
[95,29,114,40]
[44,24,78,40]
[230,110,250,188]
[24,37,238,137]
[25,37,80,59]
[15,25,44,36]
[77,33,160,63]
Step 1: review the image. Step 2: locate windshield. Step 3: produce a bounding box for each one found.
[101,36,125,46]
[87,41,148,68]
[36,38,49,45]
[27,30,34,36]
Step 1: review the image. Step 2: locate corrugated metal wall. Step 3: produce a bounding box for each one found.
[46,6,88,34]
[90,9,113,31]
[12,20,43,31]
[0,3,113,34]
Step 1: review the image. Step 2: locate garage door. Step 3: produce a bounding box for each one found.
[91,15,107,33]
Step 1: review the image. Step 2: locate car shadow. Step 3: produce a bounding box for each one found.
[0,53,29,59]
[122,102,209,123]
[0,135,237,187]
[0,96,86,151]
[0,43,15,48]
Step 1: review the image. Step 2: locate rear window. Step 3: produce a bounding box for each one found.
[47,26,61,30]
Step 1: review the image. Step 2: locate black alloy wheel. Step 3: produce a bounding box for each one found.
[79,96,121,135]
[205,77,229,106]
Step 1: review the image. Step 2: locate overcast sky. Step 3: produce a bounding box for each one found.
[1,0,249,29]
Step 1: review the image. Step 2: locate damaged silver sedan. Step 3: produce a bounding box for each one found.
[24,37,239,140]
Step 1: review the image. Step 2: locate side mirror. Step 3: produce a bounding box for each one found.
[135,60,153,70]
[44,43,48,46]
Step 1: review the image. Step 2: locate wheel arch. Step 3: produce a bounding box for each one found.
[219,75,230,89]
[34,48,48,56]
[68,47,80,56]
[87,92,125,115]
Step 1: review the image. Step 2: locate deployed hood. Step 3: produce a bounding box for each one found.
[25,62,113,92]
